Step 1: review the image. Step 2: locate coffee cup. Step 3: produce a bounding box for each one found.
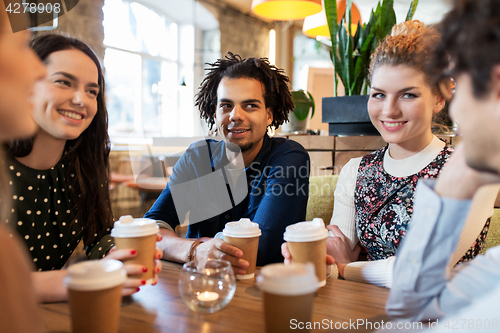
[111,215,159,284]
[257,263,319,333]
[222,218,261,279]
[283,218,328,287]
[64,259,126,333]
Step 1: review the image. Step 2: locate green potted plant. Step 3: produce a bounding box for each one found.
[281,89,315,133]
[322,0,419,135]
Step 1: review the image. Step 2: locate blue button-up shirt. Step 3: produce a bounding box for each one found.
[385,180,500,328]
[144,134,310,265]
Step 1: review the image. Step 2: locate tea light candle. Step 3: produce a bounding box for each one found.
[197,291,219,307]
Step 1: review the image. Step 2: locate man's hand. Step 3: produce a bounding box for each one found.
[195,238,249,275]
[435,144,500,199]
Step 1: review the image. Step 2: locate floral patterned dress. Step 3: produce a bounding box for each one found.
[354,144,489,263]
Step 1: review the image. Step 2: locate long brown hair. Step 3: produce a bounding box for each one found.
[0,150,10,223]
[6,34,113,246]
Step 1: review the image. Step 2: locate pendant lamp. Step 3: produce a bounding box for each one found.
[251,0,322,21]
[302,0,361,38]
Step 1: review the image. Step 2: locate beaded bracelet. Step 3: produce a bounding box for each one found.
[187,240,203,262]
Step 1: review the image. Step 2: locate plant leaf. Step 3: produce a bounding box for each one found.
[323,0,419,97]
[406,0,419,21]
[324,0,339,96]
[306,91,315,119]
[291,90,314,121]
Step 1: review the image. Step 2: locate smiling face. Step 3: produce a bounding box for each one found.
[0,17,46,141]
[368,65,445,158]
[215,77,273,164]
[33,49,99,141]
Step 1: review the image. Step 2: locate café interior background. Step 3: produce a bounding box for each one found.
[45,0,451,142]
[41,0,453,217]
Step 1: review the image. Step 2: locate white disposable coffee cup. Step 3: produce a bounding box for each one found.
[64,259,126,333]
[111,215,159,238]
[111,215,159,284]
[283,218,328,287]
[257,263,319,333]
[223,218,261,279]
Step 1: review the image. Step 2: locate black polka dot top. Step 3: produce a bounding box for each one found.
[6,157,87,271]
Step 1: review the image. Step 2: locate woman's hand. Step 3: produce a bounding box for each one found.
[31,270,69,303]
[326,225,361,278]
[281,242,292,265]
[281,242,334,278]
[106,234,163,296]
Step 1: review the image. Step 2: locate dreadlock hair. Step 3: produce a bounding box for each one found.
[195,52,294,130]
[6,34,113,247]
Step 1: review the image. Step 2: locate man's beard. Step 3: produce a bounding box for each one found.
[226,141,254,154]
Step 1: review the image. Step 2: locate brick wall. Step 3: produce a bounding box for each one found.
[42,0,105,61]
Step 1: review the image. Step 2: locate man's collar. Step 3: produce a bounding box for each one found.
[247,133,271,168]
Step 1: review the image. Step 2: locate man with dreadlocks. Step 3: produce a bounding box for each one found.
[145,52,310,271]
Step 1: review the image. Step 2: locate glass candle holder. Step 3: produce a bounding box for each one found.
[178,259,236,313]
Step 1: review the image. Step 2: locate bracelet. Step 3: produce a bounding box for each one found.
[187,240,203,262]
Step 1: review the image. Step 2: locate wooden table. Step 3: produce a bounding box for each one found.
[40,262,390,333]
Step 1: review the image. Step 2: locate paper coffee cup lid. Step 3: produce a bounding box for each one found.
[257,263,319,296]
[222,218,261,238]
[111,215,159,237]
[63,259,126,291]
[283,218,328,242]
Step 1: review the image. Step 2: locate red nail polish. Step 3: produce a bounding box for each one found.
[156,267,160,273]
[141,280,146,285]
[131,250,137,255]
[142,267,148,272]
[136,287,140,292]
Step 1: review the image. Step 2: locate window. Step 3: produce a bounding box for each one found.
[103,0,197,138]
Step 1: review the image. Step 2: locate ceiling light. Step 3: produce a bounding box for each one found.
[302,0,361,38]
[251,0,322,21]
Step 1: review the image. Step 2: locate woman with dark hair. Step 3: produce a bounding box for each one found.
[6,33,161,302]
[7,34,113,261]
